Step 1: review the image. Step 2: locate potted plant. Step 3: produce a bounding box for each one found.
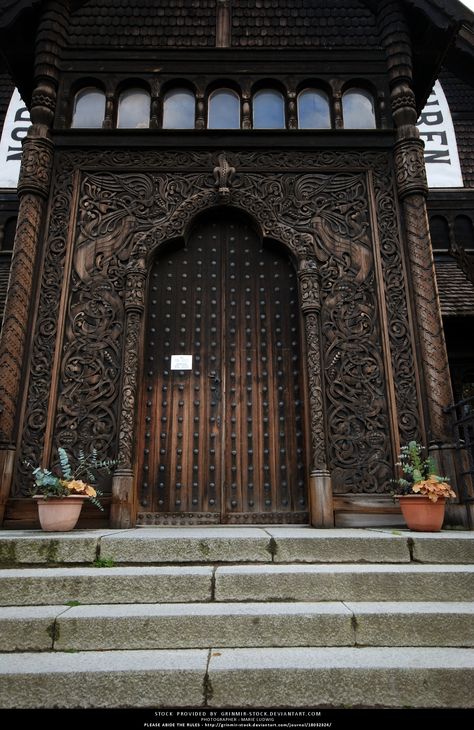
[26,448,114,531]
[393,440,456,532]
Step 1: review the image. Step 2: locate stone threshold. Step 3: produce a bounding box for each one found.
[1,526,474,566]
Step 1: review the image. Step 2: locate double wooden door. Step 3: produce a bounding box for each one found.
[138,212,307,523]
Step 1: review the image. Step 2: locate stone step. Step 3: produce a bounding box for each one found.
[214,564,474,602]
[96,527,412,564]
[1,601,473,652]
[0,647,473,708]
[1,564,472,606]
[1,528,473,566]
[0,566,214,606]
[206,647,474,709]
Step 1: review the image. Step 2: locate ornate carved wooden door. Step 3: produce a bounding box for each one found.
[137,211,308,524]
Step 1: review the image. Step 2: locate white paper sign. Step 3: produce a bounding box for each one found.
[0,89,31,188]
[171,355,193,370]
[417,80,463,189]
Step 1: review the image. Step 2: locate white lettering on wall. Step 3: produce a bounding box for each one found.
[417,80,463,188]
[0,88,31,188]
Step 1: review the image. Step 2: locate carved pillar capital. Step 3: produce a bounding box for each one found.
[390,84,418,132]
[17,136,54,199]
[124,246,147,313]
[297,258,321,313]
[394,138,428,199]
[30,82,57,128]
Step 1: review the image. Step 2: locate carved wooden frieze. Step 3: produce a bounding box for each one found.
[14,148,422,497]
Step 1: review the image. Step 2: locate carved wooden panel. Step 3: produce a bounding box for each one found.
[138,211,307,521]
[14,149,423,501]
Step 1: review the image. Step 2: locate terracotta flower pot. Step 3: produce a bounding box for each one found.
[397,495,446,532]
[33,495,87,532]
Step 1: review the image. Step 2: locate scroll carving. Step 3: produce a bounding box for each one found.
[117,310,142,471]
[320,257,392,492]
[15,148,422,497]
[372,166,421,446]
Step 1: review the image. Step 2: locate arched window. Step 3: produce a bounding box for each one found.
[117,88,150,129]
[162,89,195,129]
[253,89,285,129]
[454,215,474,251]
[297,89,331,129]
[429,216,450,251]
[71,87,106,128]
[342,88,376,129]
[208,89,240,129]
[2,217,17,251]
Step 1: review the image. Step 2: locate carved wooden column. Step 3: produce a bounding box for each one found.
[378,0,456,505]
[103,91,114,129]
[0,0,67,524]
[394,139,453,442]
[241,91,251,130]
[110,245,147,528]
[287,91,297,130]
[196,90,206,130]
[150,80,160,129]
[378,0,454,446]
[333,91,343,130]
[298,258,334,527]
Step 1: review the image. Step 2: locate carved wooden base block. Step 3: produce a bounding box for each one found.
[0,447,16,524]
[110,471,134,528]
[309,469,334,528]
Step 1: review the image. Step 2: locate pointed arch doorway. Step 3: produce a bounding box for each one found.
[137,210,309,524]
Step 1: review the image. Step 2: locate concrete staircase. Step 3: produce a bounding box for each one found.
[0,527,473,708]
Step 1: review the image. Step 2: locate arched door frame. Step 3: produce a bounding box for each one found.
[111,173,333,528]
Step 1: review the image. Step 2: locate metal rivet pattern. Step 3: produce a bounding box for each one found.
[140,215,306,519]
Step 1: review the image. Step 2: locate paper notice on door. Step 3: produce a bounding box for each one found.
[171,355,193,370]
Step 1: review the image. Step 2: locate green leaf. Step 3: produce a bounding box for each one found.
[58,448,72,480]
